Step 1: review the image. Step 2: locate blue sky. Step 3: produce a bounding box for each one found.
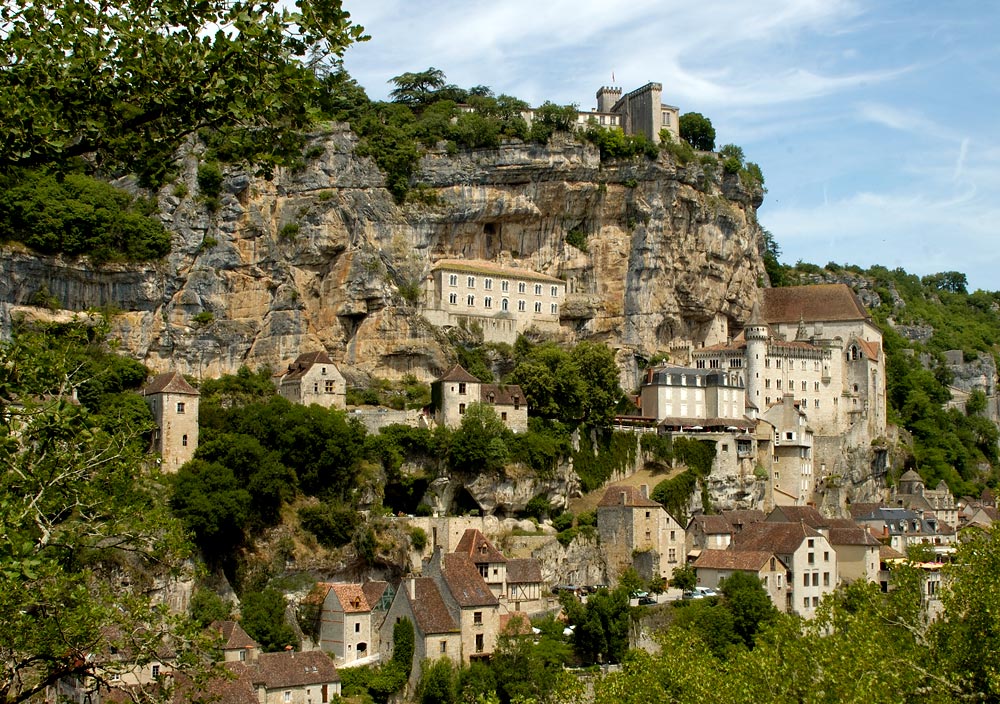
[340,1,1000,291]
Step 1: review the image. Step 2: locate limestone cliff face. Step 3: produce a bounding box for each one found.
[1,126,765,383]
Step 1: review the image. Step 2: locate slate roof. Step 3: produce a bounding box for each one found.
[761,284,870,324]
[281,351,337,381]
[362,581,390,610]
[455,529,507,565]
[211,620,259,651]
[409,578,460,635]
[505,558,543,583]
[848,503,883,520]
[441,553,499,607]
[229,650,339,689]
[732,521,824,555]
[432,258,564,284]
[142,371,199,396]
[597,485,662,508]
[437,364,482,384]
[721,510,766,531]
[693,549,784,572]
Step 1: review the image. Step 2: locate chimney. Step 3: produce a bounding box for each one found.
[408,577,416,600]
[620,491,627,506]
[640,484,649,499]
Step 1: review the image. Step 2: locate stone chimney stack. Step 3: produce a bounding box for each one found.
[640,484,649,499]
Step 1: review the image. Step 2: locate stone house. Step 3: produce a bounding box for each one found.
[317,582,391,665]
[379,577,462,675]
[597,485,686,584]
[452,528,544,610]
[505,558,544,607]
[431,364,528,432]
[425,551,502,662]
[826,519,881,583]
[227,650,341,704]
[692,549,788,612]
[761,394,815,507]
[686,514,735,555]
[422,259,566,345]
[141,371,199,472]
[731,521,837,619]
[851,505,957,556]
[274,351,346,410]
[639,365,747,425]
[215,619,260,663]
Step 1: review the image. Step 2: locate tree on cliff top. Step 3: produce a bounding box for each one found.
[0,0,367,175]
[679,112,716,151]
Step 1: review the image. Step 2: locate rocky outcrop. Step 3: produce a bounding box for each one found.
[1,126,766,385]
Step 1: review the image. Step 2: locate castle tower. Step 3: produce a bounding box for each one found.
[596,86,622,113]
[141,371,199,472]
[744,302,769,413]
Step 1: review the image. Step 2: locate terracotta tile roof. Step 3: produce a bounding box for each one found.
[211,620,259,651]
[480,382,526,406]
[855,338,881,361]
[229,650,339,689]
[848,503,883,520]
[828,526,882,547]
[597,485,661,508]
[505,558,542,583]
[409,578,460,635]
[142,371,199,396]
[721,510,766,530]
[164,671,258,704]
[689,514,734,535]
[432,258,564,285]
[766,506,829,529]
[693,549,784,572]
[281,351,337,381]
[455,529,507,564]
[437,364,482,383]
[732,521,823,555]
[329,583,371,613]
[499,612,533,636]
[761,284,869,324]
[441,553,499,607]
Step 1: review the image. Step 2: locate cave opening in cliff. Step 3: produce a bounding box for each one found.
[451,486,484,517]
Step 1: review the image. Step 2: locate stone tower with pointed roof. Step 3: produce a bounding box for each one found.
[141,371,199,471]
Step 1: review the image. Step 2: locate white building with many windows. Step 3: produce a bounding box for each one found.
[422,260,566,344]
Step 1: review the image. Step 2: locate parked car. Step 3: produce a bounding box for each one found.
[637,595,657,606]
[630,590,649,599]
[682,590,704,600]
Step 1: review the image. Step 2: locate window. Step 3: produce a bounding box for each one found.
[467,295,475,306]
[476,634,484,652]
[484,296,492,309]
[823,572,830,587]
[501,280,509,292]
[812,596,820,607]
[479,565,489,578]
[808,552,815,564]
[240,650,247,662]
[518,282,526,293]
[440,641,447,654]
[765,379,771,389]
[600,115,607,125]
[176,402,185,413]
[484,278,493,290]
[152,665,160,678]
[449,274,458,286]
[550,303,558,314]
[801,381,807,391]
[668,547,677,563]
[670,530,676,541]
[518,300,526,312]
[814,381,820,391]
[474,611,483,624]
[803,573,809,587]
[812,573,819,587]
[789,379,794,390]
[534,301,541,313]
[807,539,815,548]
[513,396,520,410]
[776,380,782,390]
[534,284,542,295]
[501,411,507,421]
[284,692,292,703]
[501,298,509,311]
[459,403,466,415]
[803,597,810,609]
[467,276,476,288]
[182,434,188,447]
[645,511,651,519]
[696,359,706,369]
[662,112,671,126]
[550,285,558,297]
[449,292,458,304]
[722,443,729,453]
[459,383,467,395]
[765,358,771,368]
[770,557,776,570]
[824,551,829,562]
[801,360,807,371]
[814,399,820,408]
[321,367,327,375]
[325,380,335,393]
[776,359,782,369]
